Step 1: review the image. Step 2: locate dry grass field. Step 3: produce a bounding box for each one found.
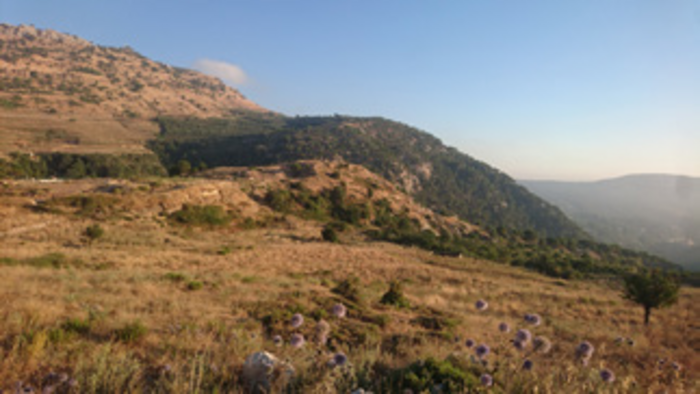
[0,172,698,393]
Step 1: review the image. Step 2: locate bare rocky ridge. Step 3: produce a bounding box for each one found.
[0,23,266,157]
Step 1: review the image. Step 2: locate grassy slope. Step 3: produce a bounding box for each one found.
[0,175,697,392]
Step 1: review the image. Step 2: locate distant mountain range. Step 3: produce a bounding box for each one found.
[522,175,700,271]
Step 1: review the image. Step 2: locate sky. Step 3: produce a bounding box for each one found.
[2,0,699,181]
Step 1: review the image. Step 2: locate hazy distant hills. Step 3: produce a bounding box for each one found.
[522,175,700,271]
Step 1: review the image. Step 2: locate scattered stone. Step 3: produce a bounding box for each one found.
[242,351,294,394]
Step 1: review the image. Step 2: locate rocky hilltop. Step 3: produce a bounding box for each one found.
[0,24,265,156]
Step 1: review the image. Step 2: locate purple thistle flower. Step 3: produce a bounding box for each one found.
[465,338,475,348]
[671,362,682,371]
[290,333,305,348]
[522,359,534,371]
[533,336,552,354]
[475,344,490,359]
[475,299,488,311]
[332,303,347,318]
[272,335,283,347]
[576,341,595,361]
[332,352,348,367]
[498,322,510,333]
[513,339,527,351]
[524,313,542,326]
[600,369,615,383]
[515,329,532,343]
[480,373,493,387]
[290,313,304,328]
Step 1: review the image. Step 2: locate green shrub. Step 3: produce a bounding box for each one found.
[163,272,188,282]
[380,281,411,308]
[187,280,204,291]
[170,204,232,227]
[322,226,339,243]
[332,276,363,304]
[114,320,148,343]
[62,317,92,335]
[387,357,477,393]
[84,224,104,243]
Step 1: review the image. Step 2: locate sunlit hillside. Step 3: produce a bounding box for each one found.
[0,163,696,392]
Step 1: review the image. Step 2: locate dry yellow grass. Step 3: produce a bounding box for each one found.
[0,176,697,392]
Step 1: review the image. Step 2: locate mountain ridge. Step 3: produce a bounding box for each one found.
[3,23,581,238]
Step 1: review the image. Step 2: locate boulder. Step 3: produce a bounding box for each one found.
[242,351,294,393]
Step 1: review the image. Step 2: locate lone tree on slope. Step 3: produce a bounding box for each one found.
[623,270,680,325]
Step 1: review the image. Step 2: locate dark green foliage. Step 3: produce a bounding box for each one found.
[61,317,92,336]
[150,115,584,238]
[163,272,188,282]
[187,280,204,291]
[169,204,233,227]
[386,357,477,393]
[380,281,411,308]
[265,189,295,213]
[0,152,167,179]
[321,225,339,243]
[172,159,192,176]
[623,270,681,325]
[332,277,363,304]
[0,253,81,269]
[84,224,104,243]
[114,320,148,343]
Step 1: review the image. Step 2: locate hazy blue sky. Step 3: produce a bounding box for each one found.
[2,0,699,180]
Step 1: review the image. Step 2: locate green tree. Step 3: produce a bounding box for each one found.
[175,159,192,176]
[623,270,680,325]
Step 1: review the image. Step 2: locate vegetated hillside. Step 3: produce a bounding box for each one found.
[150,114,586,238]
[0,166,696,391]
[0,24,265,157]
[522,175,700,271]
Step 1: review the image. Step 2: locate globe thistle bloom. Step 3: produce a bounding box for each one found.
[480,373,493,387]
[515,329,532,343]
[600,369,615,383]
[332,352,348,367]
[475,344,490,359]
[513,339,527,351]
[465,338,475,348]
[290,313,304,328]
[332,303,347,318]
[524,313,542,326]
[575,341,595,362]
[290,333,305,348]
[498,322,511,333]
[475,299,488,311]
[272,335,283,347]
[533,336,552,354]
[522,359,534,371]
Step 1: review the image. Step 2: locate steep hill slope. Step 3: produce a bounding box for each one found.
[0,24,265,157]
[522,175,700,271]
[1,23,583,238]
[152,115,586,238]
